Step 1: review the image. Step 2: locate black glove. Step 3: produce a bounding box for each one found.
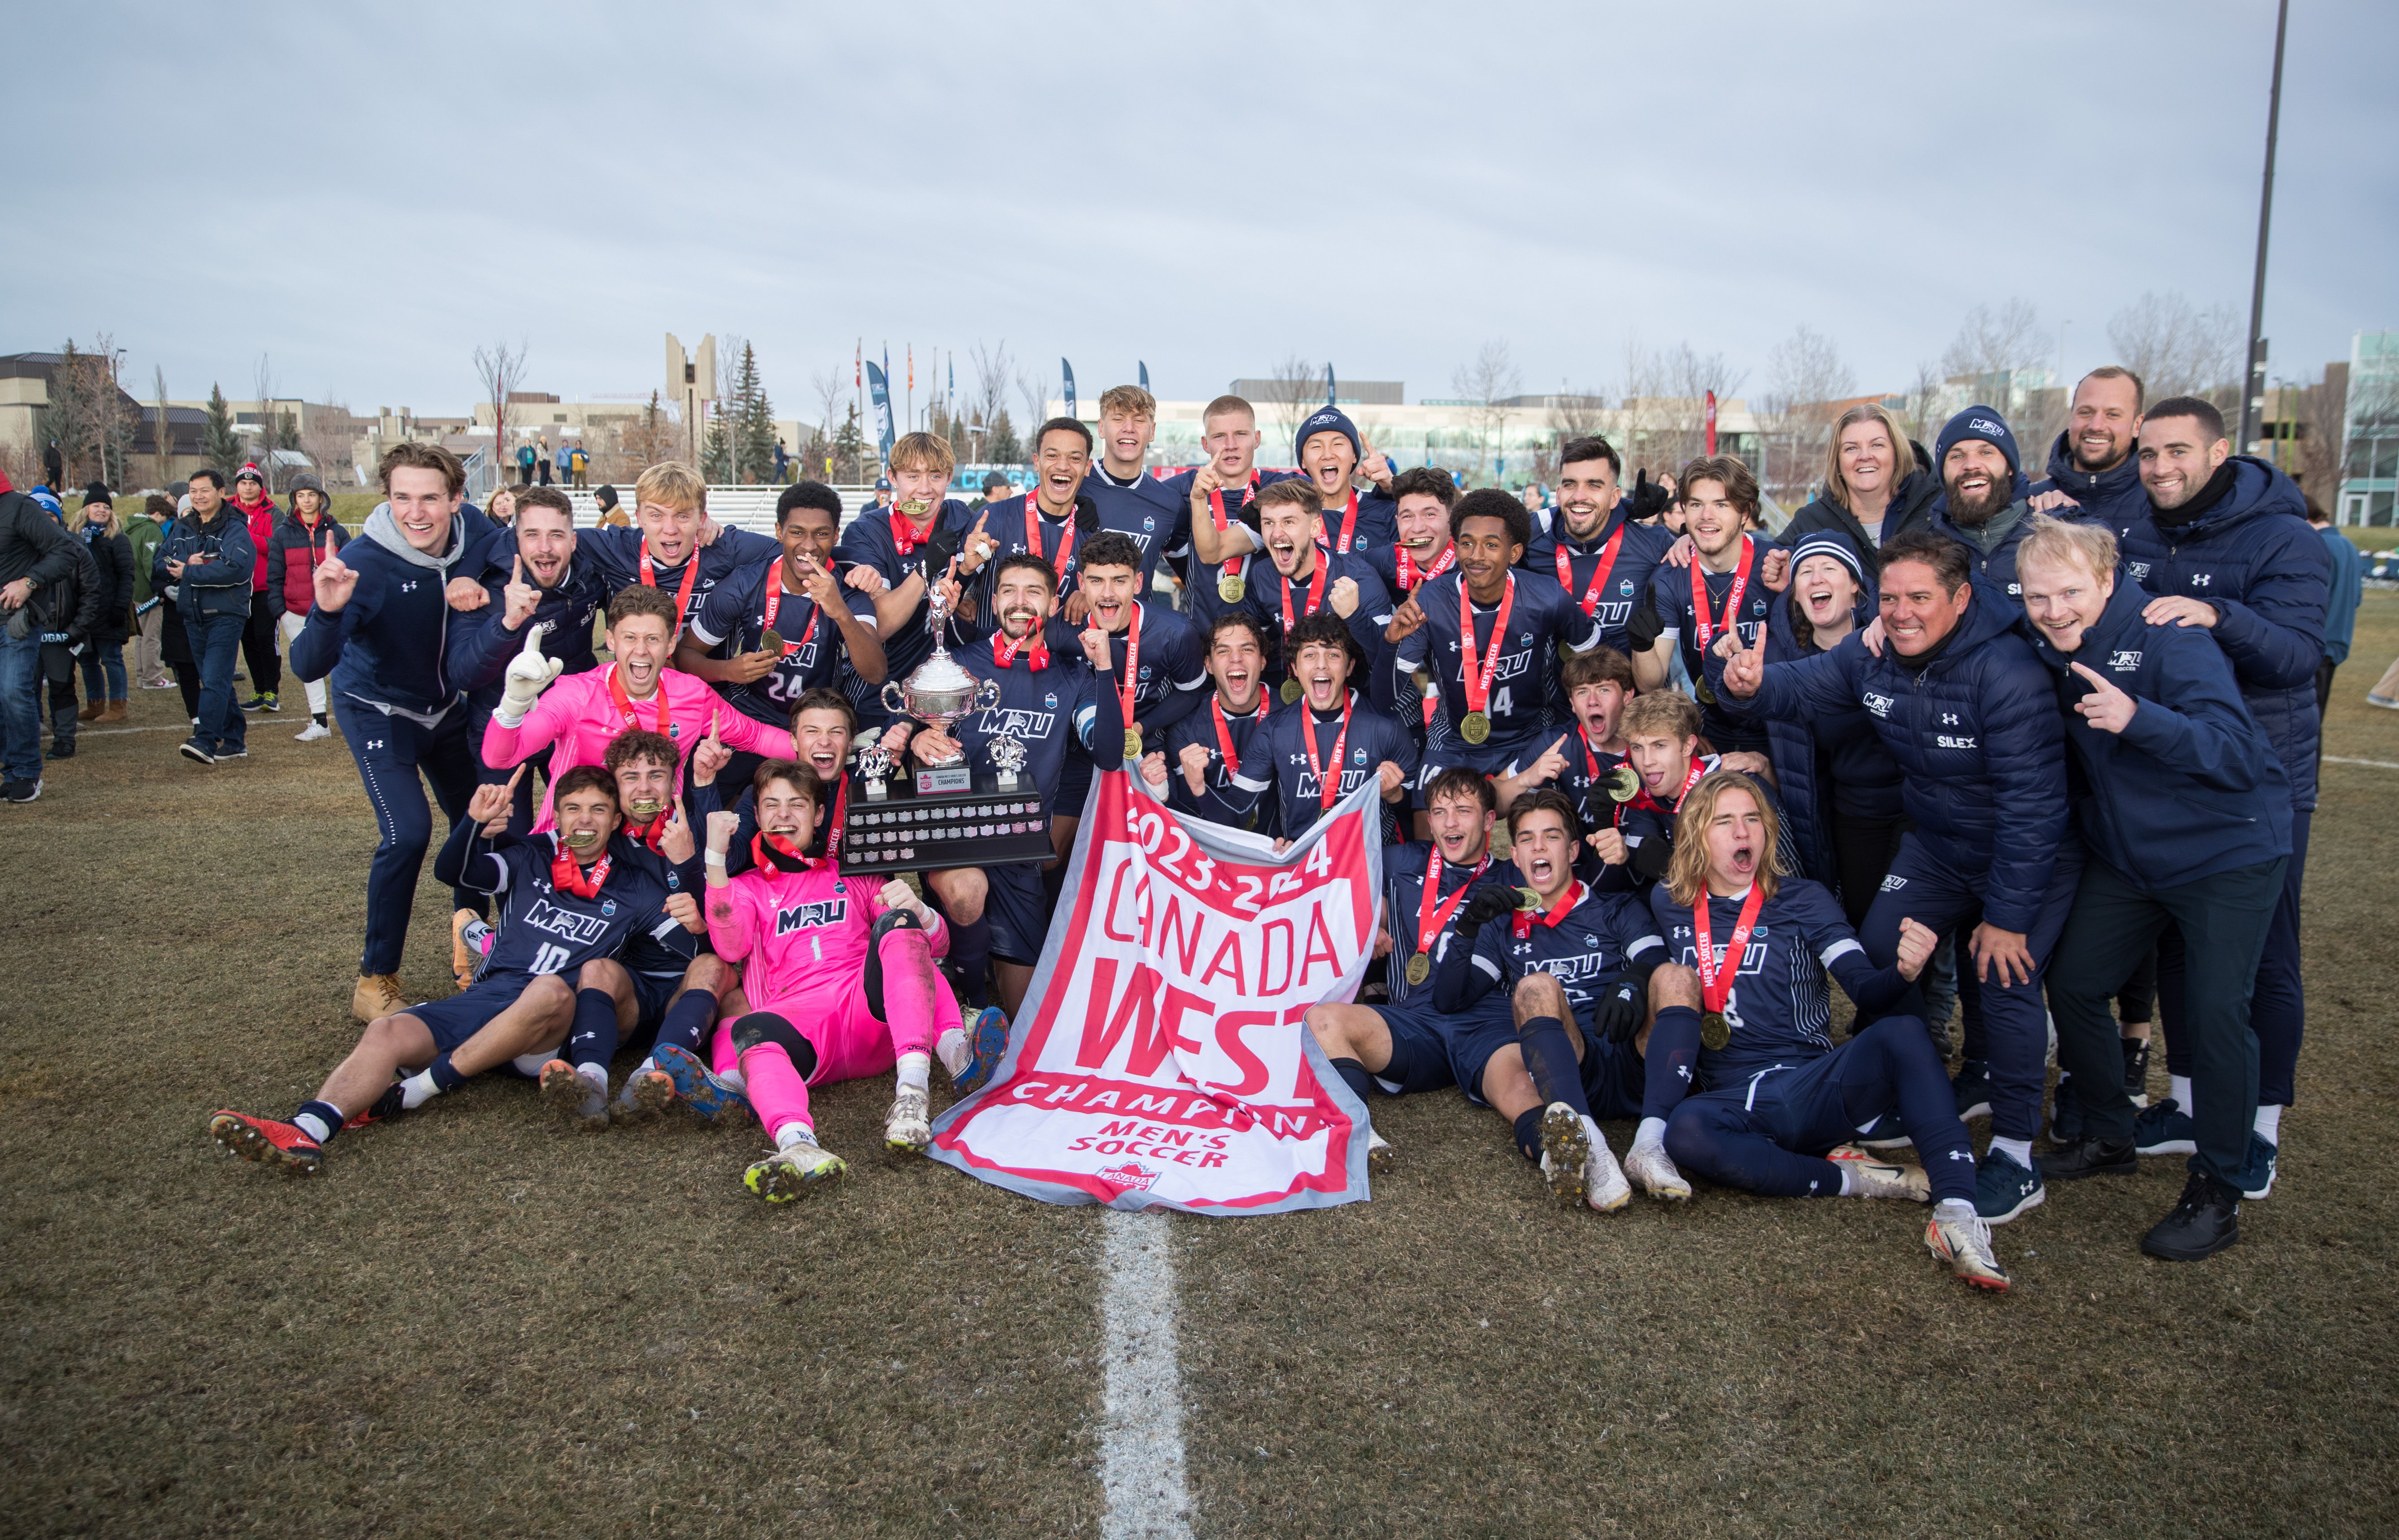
[925,523,960,578]
[1454,885,1520,935]
[1628,469,1673,524]
[1596,977,1646,1043]
[1623,597,1665,653]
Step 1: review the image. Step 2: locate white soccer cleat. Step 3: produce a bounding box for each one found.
[1624,1134,1692,1201]
[1925,1201,2011,1291]
[1536,1102,1589,1207]
[745,1138,848,1202]
[1581,1116,1632,1212]
[1366,1127,1393,1174]
[1829,1144,1930,1201]
[884,1084,933,1153]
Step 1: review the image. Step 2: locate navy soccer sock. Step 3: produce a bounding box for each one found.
[1642,1005,1703,1122]
[1511,1106,1546,1162]
[568,988,620,1078]
[1515,1016,1591,1120]
[654,988,719,1058]
[291,1099,346,1144]
[950,915,994,1009]
[430,1052,468,1092]
[1842,1018,1977,1205]
[1328,1057,1376,1109]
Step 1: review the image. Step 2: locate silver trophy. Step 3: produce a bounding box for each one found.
[989,732,1028,790]
[856,740,895,801]
[881,585,1000,772]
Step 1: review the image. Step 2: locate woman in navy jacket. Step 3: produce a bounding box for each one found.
[2014,516,2289,1263]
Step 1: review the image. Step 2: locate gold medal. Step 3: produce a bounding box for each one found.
[564,827,602,852]
[1514,887,1545,910]
[1404,953,1431,987]
[1602,765,1641,802]
[1281,678,1303,704]
[1460,710,1491,744]
[1123,728,1144,761]
[1701,1010,1730,1051]
[627,798,663,822]
[1695,678,1717,705]
[1218,574,1245,604]
[898,499,931,517]
[757,627,784,656]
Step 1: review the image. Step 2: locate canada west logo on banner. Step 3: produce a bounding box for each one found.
[929,768,1381,1213]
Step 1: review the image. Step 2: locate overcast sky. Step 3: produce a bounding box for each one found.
[13,0,2395,424]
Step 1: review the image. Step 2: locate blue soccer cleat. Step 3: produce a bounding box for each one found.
[954,1006,1011,1095]
[652,1044,752,1124]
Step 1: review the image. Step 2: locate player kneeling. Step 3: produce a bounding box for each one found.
[674,763,966,1203]
[1429,789,1698,1213]
[209,766,683,1174]
[1645,771,2007,1290]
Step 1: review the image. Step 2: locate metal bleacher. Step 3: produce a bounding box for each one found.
[558,484,885,537]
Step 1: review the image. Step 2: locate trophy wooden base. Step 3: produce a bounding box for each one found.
[838,770,1054,876]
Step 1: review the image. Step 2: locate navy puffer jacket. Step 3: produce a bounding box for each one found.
[2025,575,2290,889]
[2034,431,2148,523]
[1777,445,1942,555]
[2102,457,2325,813]
[1751,548,1900,896]
[1734,582,2068,933]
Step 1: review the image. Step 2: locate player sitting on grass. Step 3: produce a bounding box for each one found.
[209,766,686,1175]
[1641,771,2008,1290]
[1429,788,1697,1212]
[1303,767,1520,1170]
[657,766,965,1202]
[1587,688,1749,891]
[1219,612,1417,839]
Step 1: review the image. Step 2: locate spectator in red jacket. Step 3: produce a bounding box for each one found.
[264,471,348,741]
[230,464,282,713]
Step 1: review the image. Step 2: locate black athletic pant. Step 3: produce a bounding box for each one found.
[1827,809,1907,934]
[240,591,281,697]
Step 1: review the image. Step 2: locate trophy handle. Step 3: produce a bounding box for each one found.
[974,678,1001,710]
[881,680,909,716]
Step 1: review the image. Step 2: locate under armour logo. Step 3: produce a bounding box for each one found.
[1947,1149,1974,1162]
[1942,712,1959,725]
[366,739,385,750]
[2191,574,2212,587]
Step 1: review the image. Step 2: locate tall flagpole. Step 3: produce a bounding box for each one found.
[2238,0,2290,454]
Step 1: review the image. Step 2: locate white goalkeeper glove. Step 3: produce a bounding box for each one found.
[493,621,562,728]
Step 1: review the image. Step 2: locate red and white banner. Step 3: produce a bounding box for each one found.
[929,768,1383,1213]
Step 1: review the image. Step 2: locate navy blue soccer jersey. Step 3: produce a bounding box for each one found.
[684,557,880,730]
[1158,695,1280,837]
[1380,843,1518,1012]
[1083,598,1208,745]
[1083,469,1183,588]
[830,497,974,682]
[1447,881,1665,1028]
[1648,537,1777,751]
[1522,514,1677,656]
[1646,877,1902,1087]
[1223,691,1418,838]
[958,492,1092,621]
[1311,486,1400,568]
[615,832,707,977]
[454,830,688,981]
[1394,569,1597,758]
[1238,548,1395,681]
[578,524,781,635]
[940,637,1103,802]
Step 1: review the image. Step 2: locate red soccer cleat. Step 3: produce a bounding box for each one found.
[209,1110,324,1175]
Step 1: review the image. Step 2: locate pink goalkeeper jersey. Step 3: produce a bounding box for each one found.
[481,662,793,830]
[705,858,950,1004]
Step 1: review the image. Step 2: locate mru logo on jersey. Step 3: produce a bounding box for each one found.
[775,897,848,935]
[523,899,612,946]
[1669,922,1769,975]
[977,707,1058,740]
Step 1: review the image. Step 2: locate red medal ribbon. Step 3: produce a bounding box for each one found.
[889,504,932,556]
[823,774,847,865]
[1513,879,1585,940]
[1397,540,1455,592]
[1630,755,1708,815]
[1415,849,1492,960]
[1279,549,1330,635]
[749,829,819,875]
[1028,495,1077,580]
[1301,692,1353,812]
[1689,533,1753,653]
[550,833,613,900]
[759,563,819,656]
[622,812,669,853]
[1557,523,1627,617]
[1210,695,1258,777]
[1458,571,1518,723]
[606,663,671,735]
[639,537,702,639]
[992,621,1049,671]
[1692,882,1768,1017]
[1207,474,1259,584]
[1330,488,1359,554]
[1114,599,1143,732]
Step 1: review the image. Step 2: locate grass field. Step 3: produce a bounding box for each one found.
[4,596,2397,1538]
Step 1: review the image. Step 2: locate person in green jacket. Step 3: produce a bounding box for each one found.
[126,492,172,688]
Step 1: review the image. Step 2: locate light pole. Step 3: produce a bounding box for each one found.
[2238,0,2290,453]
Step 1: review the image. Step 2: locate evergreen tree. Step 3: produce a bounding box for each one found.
[732,343,775,483]
[202,383,244,475]
[832,404,867,483]
[985,406,1021,466]
[701,413,732,482]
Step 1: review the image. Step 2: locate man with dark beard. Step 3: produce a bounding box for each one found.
[1926,406,2060,605]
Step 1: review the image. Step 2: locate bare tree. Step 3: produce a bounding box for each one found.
[472,337,530,484]
[1941,299,2047,382]
[1620,339,1749,479]
[2106,291,2244,405]
[1015,367,1050,444]
[1449,341,1522,486]
[613,391,682,480]
[1259,354,1322,467]
[152,365,174,488]
[1895,359,1946,447]
[1757,326,1859,503]
[1546,385,1610,443]
[39,337,136,488]
[968,339,1015,464]
[300,394,357,486]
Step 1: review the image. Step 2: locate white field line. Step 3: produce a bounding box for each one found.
[2324,756,2399,770]
[1098,1208,1195,1540]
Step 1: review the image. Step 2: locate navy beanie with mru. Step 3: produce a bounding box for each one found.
[1294,406,1362,467]
[1933,405,2020,477]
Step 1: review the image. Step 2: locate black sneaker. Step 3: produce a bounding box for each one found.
[2141,1170,2240,1261]
[2050,1071,2084,1143]
[2122,1037,2151,1105]
[44,738,74,760]
[0,777,39,803]
[1952,1059,1994,1120]
[214,746,249,759]
[2038,1135,2138,1182]
[178,738,216,765]
[239,692,278,712]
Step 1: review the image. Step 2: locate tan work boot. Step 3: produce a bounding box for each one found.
[78,700,104,722]
[353,972,407,1023]
[100,700,129,723]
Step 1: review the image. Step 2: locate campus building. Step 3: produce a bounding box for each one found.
[2338,331,2399,527]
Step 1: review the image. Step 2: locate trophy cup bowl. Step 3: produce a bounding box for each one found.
[881,586,1000,786]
